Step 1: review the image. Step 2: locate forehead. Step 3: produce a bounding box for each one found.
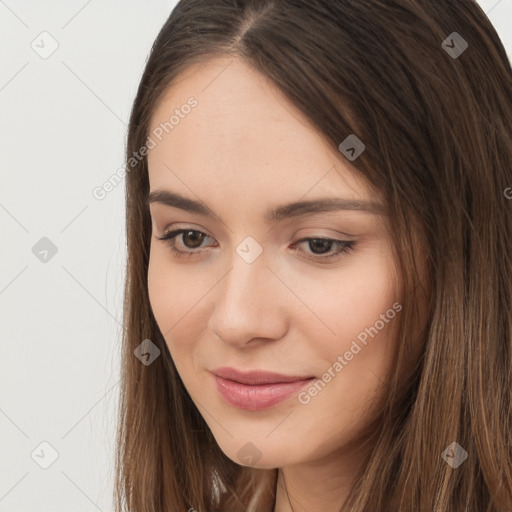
[147,57,374,211]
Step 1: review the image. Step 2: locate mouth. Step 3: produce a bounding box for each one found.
[210,368,315,411]
[211,367,315,385]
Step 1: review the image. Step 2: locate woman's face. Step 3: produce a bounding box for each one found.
[146,57,403,469]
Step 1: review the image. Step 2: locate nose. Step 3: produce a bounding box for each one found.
[207,247,288,348]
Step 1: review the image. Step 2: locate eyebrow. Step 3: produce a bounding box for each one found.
[146,189,385,223]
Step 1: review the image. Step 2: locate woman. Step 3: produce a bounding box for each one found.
[115,1,512,510]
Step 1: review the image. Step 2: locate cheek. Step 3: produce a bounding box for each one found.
[298,248,400,407]
[148,248,198,330]
[147,249,210,365]
[147,252,171,327]
[298,248,399,349]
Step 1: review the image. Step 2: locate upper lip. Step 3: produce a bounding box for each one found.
[211,367,314,385]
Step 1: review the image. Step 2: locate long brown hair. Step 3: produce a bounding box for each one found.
[115,1,512,510]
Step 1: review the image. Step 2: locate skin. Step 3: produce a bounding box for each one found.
[146,57,416,511]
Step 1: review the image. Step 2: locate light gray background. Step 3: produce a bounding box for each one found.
[0,1,511,510]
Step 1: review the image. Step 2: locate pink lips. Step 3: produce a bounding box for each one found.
[211,367,315,411]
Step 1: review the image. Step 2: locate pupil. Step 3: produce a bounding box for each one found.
[184,231,204,248]
[309,239,333,254]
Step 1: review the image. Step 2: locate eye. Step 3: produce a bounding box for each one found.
[156,229,215,258]
[290,237,355,261]
[156,229,356,262]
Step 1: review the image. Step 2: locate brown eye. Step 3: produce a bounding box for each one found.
[307,238,335,255]
[157,229,355,263]
[180,230,206,249]
[290,237,356,262]
[157,229,213,257]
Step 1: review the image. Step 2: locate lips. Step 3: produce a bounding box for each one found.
[210,367,316,411]
[211,366,314,385]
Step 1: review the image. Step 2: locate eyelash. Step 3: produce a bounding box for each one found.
[156,228,356,262]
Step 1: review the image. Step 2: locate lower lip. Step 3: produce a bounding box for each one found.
[213,374,315,411]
